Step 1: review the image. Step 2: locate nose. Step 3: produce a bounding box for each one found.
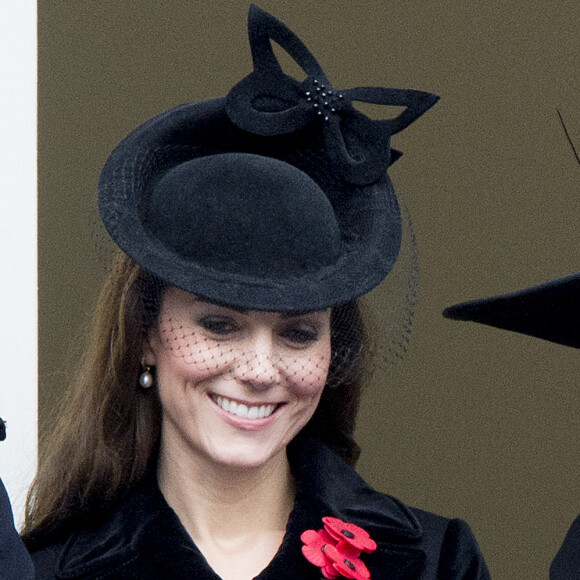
[233,331,282,389]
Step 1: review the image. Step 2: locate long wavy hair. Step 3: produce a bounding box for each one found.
[22,252,369,550]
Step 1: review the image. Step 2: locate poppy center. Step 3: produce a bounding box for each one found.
[344,559,356,570]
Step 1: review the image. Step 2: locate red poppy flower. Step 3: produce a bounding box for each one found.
[322,517,377,553]
[334,540,363,560]
[321,561,341,580]
[301,518,376,579]
[301,529,340,578]
[323,543,371,580]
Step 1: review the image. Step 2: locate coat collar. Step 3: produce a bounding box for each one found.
[288,436,422,541]
[55,439,426,579]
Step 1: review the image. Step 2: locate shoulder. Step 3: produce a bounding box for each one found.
[27,478,200,580]
[0,478,34,579]
[550,513,580,579]
[26,479,160,579]
[410,508,490,579]
[292,439,490,579]
[28,542,63,580]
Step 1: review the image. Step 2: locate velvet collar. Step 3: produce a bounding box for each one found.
[54,439,426,579]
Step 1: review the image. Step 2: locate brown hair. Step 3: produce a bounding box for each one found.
[22,252,369,549]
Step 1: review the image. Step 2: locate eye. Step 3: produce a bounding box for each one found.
[197,316,240,336]
[281,324,319,346]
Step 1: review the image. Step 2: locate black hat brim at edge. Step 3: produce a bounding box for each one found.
[443,272,580,348]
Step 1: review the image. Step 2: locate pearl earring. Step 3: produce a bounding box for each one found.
[139,358,154,388]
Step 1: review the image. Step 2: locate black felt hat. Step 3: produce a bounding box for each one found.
[98,5,438,312]
[443,273,580,348]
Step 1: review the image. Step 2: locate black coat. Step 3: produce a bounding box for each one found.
[550,514,580,580]
[0,477,34,580]
[30,440,489,579]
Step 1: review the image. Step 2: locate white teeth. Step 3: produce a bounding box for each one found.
[212,395,277,419]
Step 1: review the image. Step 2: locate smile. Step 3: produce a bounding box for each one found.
[210,395,279,419]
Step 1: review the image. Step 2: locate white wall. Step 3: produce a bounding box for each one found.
[0,0,38,528]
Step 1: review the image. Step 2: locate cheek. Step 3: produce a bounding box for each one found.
[284,341,331,394]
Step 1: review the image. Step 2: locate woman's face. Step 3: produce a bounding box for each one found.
[146,287,332,470]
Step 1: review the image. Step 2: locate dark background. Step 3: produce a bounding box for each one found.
[38,2,579,577]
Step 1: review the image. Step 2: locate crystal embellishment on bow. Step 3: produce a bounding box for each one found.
[304,79,349,122]
[226,5,439,185]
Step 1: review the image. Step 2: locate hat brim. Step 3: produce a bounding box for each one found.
[98,97,401,312]
[443,272,580,348]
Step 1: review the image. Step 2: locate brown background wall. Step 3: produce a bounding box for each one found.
[38,1,579,578]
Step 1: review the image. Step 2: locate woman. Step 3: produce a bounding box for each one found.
[24,6,489,579]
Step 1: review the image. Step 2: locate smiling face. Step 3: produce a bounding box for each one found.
[145,287,332,471]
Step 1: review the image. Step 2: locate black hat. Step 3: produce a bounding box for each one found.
[443,272,580,348]
[98,5,438,312]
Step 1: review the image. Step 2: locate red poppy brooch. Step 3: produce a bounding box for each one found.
[301,517,377,579]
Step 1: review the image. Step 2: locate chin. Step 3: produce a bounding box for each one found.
[203,437,290,471]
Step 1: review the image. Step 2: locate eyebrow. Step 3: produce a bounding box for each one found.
[192,297,322,318]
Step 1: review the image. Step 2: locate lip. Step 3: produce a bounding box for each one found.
[208,393,283,431]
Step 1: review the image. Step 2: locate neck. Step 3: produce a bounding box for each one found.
[157,442,295,546]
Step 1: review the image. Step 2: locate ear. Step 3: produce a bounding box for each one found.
[142,332,158,366]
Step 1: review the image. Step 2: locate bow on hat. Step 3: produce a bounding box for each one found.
[226,5,439,186]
